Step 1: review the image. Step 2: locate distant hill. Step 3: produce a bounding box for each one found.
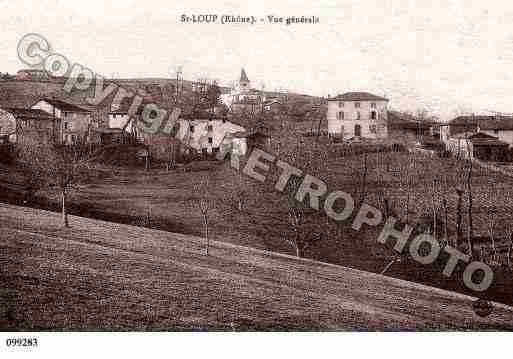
[0,77,322,111]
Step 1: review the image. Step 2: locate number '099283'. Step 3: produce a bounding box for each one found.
[6,338,38,347]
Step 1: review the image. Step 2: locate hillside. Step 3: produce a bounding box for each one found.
[1,203,512,330]
[0,78,321,110]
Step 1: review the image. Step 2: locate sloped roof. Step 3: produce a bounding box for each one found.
[450,131,508,145]
[240,68,249,83]
[93,128,125,134]
[4,107,54,120]
[451,131,494,139]
[329,92,389,102]
[449,115,513,130]
[263,99,282,106]
[388,110,433,129]
[472,137,509,146]
[38,98,92,113]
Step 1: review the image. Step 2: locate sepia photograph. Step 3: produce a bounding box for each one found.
[1,0,513,357]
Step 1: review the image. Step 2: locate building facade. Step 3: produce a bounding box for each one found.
[1,108,57,144]
[0,109,17,143]
[327,92,388,140]
[447,115,513,146]
[31,98,94,145]
[176,116,247,156]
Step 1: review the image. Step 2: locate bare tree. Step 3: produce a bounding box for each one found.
[455,187,464,247]
[486,211,498,264]
[17,140,96,227]
[508,229,513,268]
[190,175,216,255]
[357,152,369,207]
[228,134,332,258]
[430,179,438,242]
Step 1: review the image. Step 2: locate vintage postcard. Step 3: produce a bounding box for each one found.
[0,0,512,357]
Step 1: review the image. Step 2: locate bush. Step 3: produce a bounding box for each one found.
[0,143,15,164]
[329,142,406,157]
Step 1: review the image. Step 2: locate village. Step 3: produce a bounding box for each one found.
[2,65,513,330]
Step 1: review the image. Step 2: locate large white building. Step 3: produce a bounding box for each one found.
[327,92,389,140]
[176,117,247,156]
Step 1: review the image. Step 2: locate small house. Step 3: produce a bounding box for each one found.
[445,132,508,161]
[31,98,94,145]
[3,108,55,144]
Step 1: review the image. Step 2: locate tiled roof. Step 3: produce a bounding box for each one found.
[472,138,509,146]
[38,98,92,113]
[263,99,282,105]
[449,131,509,146]
[329,92,389,102]
[451,131,489,139]
[449,115,513,131]
[93,128,125,134]
[4,107,54,120]
[387,110,434,129]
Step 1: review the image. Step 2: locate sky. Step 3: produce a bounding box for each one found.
[2,0,513,120]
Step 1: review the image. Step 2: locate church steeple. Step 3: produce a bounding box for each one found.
[240,68,250,84]
[238,68,251,93]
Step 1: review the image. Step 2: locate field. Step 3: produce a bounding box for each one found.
[1,203,513,330]
[3,145,513,306]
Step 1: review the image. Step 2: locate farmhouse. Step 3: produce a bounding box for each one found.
[0,109,17,143]
[444,115,513,146]
[15,69,51,81]
[387,110,435,141]
[443,131,509,161]
[176,113,247,156]
[327,92,388,140]
[107,102,142,142]
[1,108,55,144]
[31,98,95,145]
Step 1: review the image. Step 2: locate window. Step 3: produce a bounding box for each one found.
[208,137,213,144]
[371,103,376,108]
[355,102,361,108]
[494,129,499,134]
[64,122,69,130]
[338,101,344,108]
[337,111,344,120]
[371,111,377,120]
[207,124,213,131]
[356,111,361,120]
[189,125,194,133]
[369,125,377,133]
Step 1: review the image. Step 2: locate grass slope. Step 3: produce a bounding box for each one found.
[1,203,512,331]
